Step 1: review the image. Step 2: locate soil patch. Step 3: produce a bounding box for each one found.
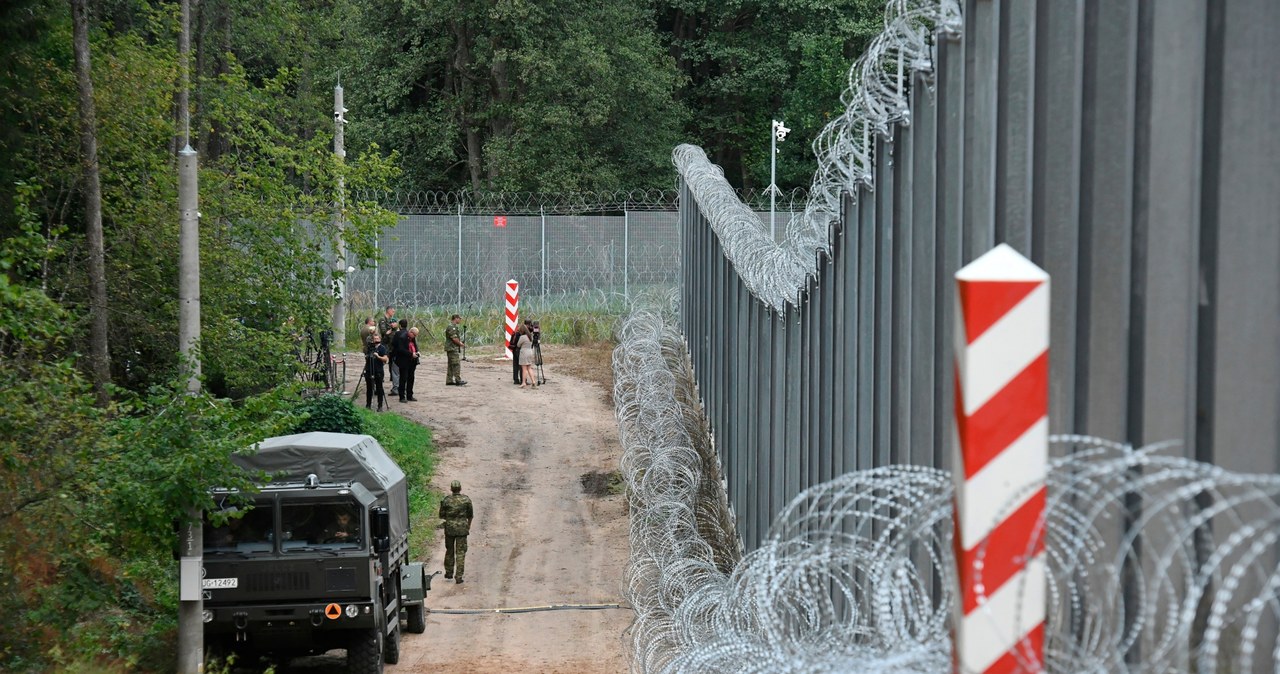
[580,470,625,497]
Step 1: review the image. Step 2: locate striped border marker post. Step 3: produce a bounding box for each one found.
[503,279,519,360]
[952,244,1049,674]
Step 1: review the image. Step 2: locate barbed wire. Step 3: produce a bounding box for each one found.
[615,298,1280,673]
[352,187,810,215]
[674,0,962,312]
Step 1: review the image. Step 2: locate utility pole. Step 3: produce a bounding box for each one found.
[332,80,348,348]
[176,0,203,670]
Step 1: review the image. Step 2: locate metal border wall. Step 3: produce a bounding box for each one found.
[678,0,1279,562]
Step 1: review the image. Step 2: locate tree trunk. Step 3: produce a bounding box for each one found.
[70,0,111,406]
[451,20,483,191]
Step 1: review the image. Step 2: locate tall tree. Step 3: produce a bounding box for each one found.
[69,0,110,405]
[349,0,687,192]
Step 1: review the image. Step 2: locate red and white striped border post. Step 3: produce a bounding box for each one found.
[952,244,1049,674]
[503,279,519,360]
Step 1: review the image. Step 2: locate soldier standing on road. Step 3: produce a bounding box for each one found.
[440,480,473,583]
[444,314,467,386]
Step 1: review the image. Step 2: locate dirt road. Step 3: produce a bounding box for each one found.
[382,344,630,674]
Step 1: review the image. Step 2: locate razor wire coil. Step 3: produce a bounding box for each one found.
[615,298,1280,673]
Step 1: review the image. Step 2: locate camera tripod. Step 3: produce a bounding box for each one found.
[534,342,546,385]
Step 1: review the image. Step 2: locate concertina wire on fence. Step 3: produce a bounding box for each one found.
[616,295,1280,674]
[637,0,1280,670]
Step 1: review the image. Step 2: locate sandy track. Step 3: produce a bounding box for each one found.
[313,345,633,674]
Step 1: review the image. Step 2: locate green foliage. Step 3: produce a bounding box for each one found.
[356,407,439,561]
[348,0,687,192]
[657,0,883,190]
[292,393,365,435]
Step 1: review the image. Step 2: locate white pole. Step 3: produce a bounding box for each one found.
[623,204,630,301]
[541,206,547,304]
[175,0,202,668]
[952,244,1050,674]
[457,203,463,310]
[332,80,347,346]
[770,129,777,240]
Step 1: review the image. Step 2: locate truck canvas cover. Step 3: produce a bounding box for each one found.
[234,432,409,544]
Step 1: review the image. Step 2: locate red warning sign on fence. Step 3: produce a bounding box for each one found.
[494,215,508,228]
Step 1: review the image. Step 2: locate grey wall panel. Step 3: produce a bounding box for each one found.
[857,189,877,472]
[996,0,1035,252]
[875,136,894,470]
[1134,0,1204,456]
[1077,0,1138,441]
[892,122,915,467]
[1208,0,1280,478]
[910,72,939,470]
[936,35,965,472]
[963,0,997,261]
[841,194,861,479]
[1032,0,1084,441]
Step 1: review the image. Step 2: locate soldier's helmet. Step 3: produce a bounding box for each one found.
[450,480,462,493]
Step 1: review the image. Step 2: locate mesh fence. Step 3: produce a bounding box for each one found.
[345,207,799,346]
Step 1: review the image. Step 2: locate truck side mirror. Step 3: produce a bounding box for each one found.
[371,506,390,554]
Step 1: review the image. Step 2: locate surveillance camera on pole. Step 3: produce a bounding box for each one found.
[773,120,790,142]
[768,120,790,239]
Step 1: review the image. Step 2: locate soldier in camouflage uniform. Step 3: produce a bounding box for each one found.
[439,480,473,583]
[444,314,467,386]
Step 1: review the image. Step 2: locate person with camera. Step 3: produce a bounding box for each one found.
[364,332,389,411]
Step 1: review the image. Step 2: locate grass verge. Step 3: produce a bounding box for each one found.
[356,407,441,561]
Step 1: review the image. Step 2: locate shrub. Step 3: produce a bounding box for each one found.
[292,394,364,435]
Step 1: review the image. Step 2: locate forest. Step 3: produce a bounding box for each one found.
[0,0,881,669]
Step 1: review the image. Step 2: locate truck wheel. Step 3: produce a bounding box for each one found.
[383,624,401,664]
[406,602,426,634]
[346,627,384,674]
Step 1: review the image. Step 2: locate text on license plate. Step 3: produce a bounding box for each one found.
[203,577,238,589]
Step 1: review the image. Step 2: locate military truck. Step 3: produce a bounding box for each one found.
[201,432,432,673]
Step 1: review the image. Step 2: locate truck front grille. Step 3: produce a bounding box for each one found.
[246,571,311,592]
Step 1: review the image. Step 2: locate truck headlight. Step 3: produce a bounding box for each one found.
[345,605,359,618]
[202,609,214,623]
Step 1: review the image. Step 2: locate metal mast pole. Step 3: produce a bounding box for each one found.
[176,0,203,668]
[332,80,347,346]
[770,130,777,240]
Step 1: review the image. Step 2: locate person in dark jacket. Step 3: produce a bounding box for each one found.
[391,319,413,402]
[364,333,389,411]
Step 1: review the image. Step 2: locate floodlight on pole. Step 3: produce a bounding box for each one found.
[768,120,790,240]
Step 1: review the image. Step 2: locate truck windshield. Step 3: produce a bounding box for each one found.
[281,501,363,551]
[203,502,274,553]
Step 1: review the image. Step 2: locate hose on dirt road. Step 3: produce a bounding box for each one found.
[427,602,631,615]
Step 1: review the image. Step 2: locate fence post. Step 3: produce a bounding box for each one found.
[374,236,380,309]
[623,203,630,302]
[457,203,463,311]
[952,243,1049,674]
[541,206,547,304]
[504,279,519,360]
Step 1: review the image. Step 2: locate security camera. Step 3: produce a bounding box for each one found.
[772,120,790,142]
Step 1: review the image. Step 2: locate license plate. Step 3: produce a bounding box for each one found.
[203,577,238,589]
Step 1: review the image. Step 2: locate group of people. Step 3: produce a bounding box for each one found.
[361,306,469,410]
[510,319,541,389]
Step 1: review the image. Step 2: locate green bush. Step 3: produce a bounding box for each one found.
[291,394,365,435]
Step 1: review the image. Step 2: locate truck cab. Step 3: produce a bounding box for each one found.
[202,432,429,673]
